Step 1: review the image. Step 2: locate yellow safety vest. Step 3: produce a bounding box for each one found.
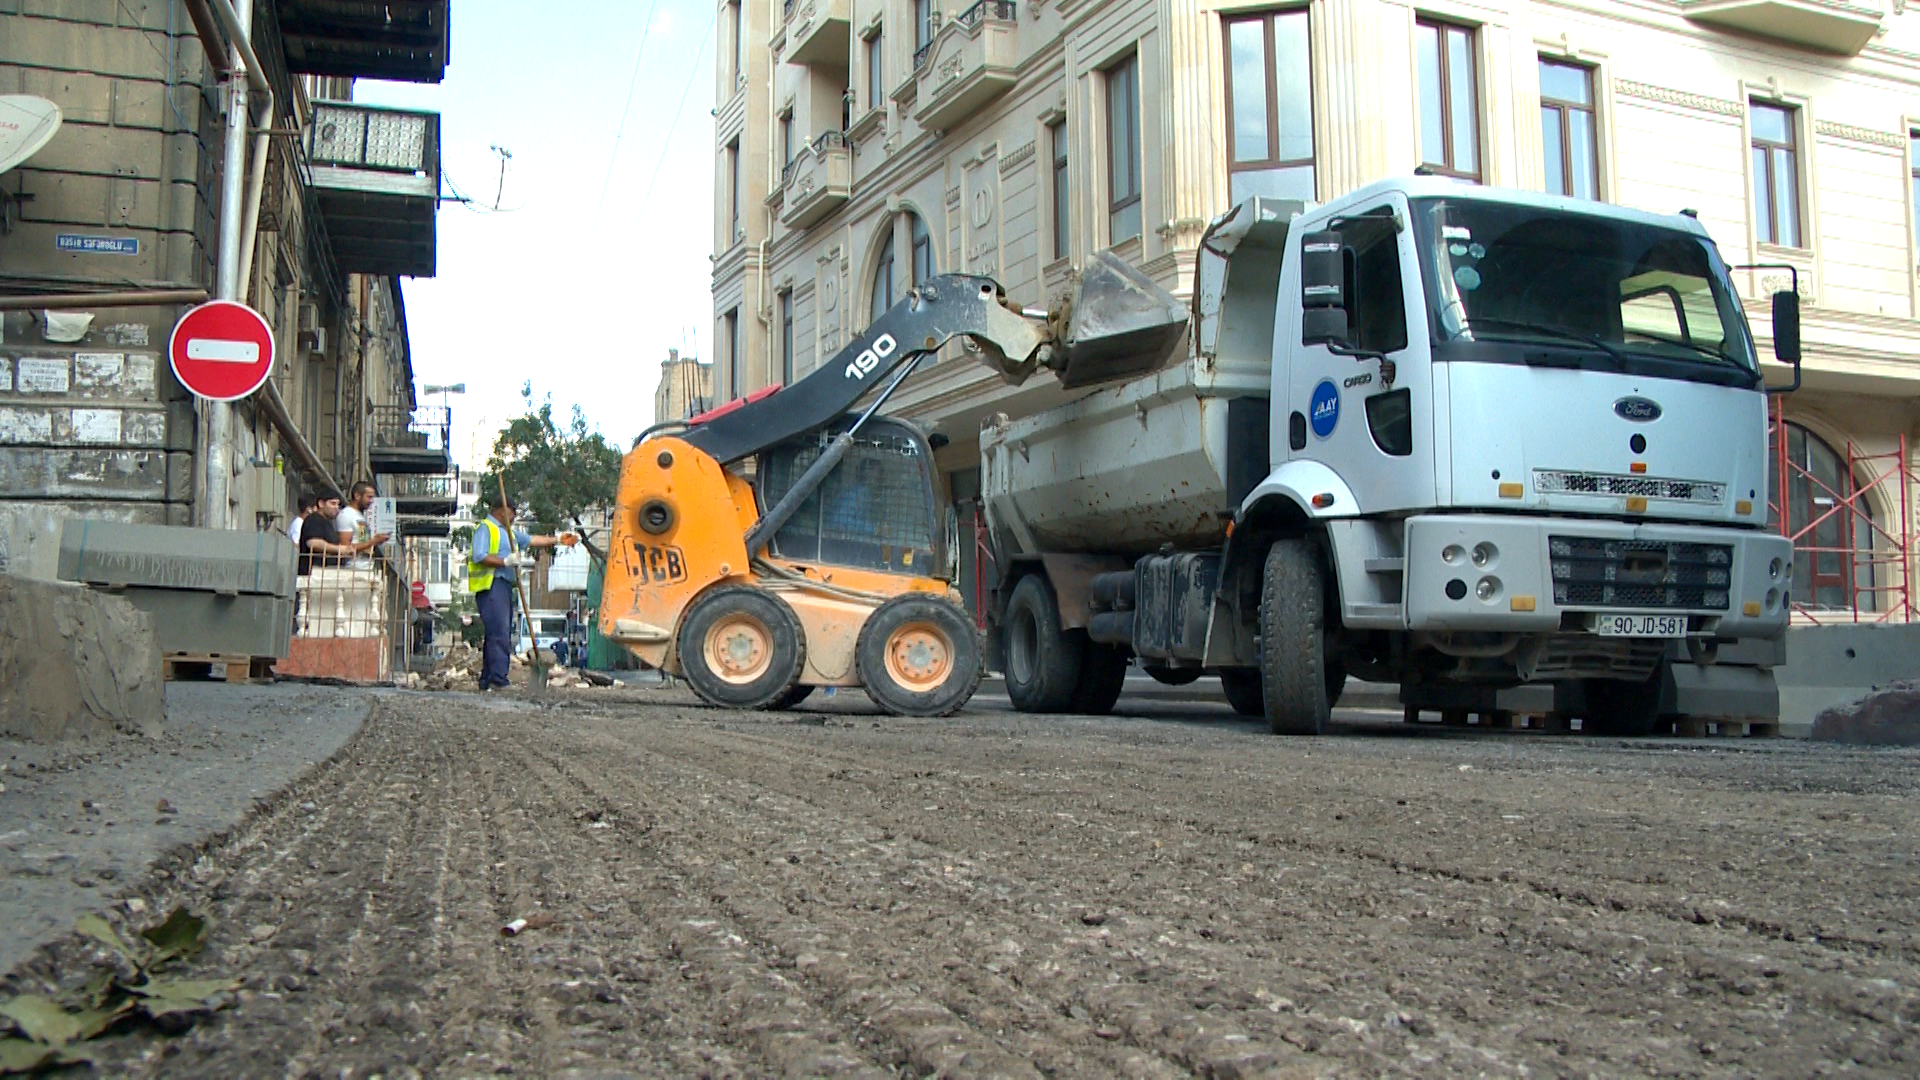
[468,517,510,593]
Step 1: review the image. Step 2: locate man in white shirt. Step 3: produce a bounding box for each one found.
[288,492,315,547]
[333,481,391,568]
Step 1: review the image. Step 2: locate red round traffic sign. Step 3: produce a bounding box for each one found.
[168,300,275,402]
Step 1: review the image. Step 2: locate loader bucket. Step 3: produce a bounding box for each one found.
[1051,250,1191,389]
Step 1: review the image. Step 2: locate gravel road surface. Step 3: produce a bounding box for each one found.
[8,686,1916,1076]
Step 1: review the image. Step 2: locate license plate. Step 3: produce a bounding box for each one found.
[1592,614,1687,638]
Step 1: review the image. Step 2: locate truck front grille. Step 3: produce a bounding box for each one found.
[1534,470,1725,505]
[1548,537,1732,610]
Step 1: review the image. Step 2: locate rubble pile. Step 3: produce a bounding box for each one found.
[400,642,617,692]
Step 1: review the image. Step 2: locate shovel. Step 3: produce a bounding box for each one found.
[1047,250,1191,389]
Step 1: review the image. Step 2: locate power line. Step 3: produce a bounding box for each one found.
[636,7,718,220]
[596,0,664,217]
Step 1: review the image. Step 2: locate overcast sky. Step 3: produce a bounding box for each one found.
[355,0,716,467]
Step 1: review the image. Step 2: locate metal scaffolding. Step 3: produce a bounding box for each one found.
[1770,399,1916,623]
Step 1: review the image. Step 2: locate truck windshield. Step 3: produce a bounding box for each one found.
[1410,198,1759,388]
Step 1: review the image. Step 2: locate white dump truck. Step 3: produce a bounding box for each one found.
[983,176,1800,735]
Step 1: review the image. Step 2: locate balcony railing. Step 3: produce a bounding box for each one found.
[913,1,1019,132]
[780,131,854,230]
[307,100,439,277]
[383,472,458,500]
[364,403,447,453]
[915,1,1013,70]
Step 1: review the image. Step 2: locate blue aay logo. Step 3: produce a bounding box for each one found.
[1310,379,1340,438]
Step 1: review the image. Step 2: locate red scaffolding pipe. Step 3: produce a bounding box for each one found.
[1770,397,1916,623]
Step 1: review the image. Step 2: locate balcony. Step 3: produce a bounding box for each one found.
[395,515,453,539]
[278,0,451,82]
[381,472,459,516]
[307,101,439,278]
[912,1,1018,133]
[369,405,451,475]
[1680,0,1884,55]
[779,132,853,230]
[787,0,851,67]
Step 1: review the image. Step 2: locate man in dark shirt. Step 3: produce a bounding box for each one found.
[298,489,347,576]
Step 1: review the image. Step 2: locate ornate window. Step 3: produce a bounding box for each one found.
[1770,421,1877,612]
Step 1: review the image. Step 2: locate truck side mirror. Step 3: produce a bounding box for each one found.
[1769,289,1801,395]
[1300,230,1350,349]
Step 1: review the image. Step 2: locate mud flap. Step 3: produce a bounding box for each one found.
[1051,251,1190,389]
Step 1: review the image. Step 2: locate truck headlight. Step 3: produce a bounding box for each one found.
[1471,542,1497,568]
[1476,576,1502,602]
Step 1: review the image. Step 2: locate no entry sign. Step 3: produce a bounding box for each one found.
[169,300,275,401]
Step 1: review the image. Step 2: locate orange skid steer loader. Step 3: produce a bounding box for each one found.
[599,260,1187,715]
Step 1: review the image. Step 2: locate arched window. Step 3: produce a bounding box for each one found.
[869,211,933,324]
[1769,420,1878,612]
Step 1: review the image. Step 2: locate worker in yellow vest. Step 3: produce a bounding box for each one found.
[469,491,577,691]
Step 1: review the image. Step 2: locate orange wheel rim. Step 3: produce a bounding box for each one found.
[706,614,772,685]
[883,621,954,693]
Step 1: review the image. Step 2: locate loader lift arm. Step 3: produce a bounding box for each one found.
[681,274,1051,466]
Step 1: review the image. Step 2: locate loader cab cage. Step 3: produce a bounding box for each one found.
[757,417,940,577]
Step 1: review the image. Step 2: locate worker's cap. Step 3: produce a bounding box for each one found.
[485,491,518,510]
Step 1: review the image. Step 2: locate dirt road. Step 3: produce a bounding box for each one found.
[23,687,1919,1076]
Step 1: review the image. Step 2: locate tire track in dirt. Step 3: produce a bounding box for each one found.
[615,714,1918,1075]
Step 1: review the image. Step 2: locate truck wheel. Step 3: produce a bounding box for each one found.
[678,586,806,710]
[1145,665,1201,686]
[765,684,815,710]
[858,595,982,716]
[1004,574,1083,713]
[1583,671,1662,737]
[1260,539,1333,736]
[1218,670,1264,716]
[1069,645,1129,715]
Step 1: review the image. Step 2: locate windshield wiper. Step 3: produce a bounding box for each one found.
[1625,337,1747,371]
[1461,318,1630,366]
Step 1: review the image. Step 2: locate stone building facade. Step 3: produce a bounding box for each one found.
[0,1,447,580]
[654,347,716,423]
[716,0,1920,618]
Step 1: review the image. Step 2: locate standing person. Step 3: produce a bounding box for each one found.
[289,491,316,548]
[333,481,391,568]
[294,489,348,634]
[468,493,576,692]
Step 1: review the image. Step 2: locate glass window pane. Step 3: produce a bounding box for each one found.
[1108,58,1139,201]
[1752,147,1773,244]
[1911,132,1920,172]
[1416,24,1444,166]
[1538,59,1589,105]
[1227,19,1269,163]
[1111,199,1141,245]
[868,35,884,107]
[1447,28,1478,173]
[1568,109,1597,200]
[1751,103,1791,145]
[1542,106,1565,196]
[1230,165,1315,204]
[1051,122,1069,260]
[1773,148,1800,247]
[1274,12,1313,164]
[910,214,932,285]
[871,248,893,321]
[1912,175,1920,256]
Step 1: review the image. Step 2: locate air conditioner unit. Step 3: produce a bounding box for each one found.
[300,326,328,360]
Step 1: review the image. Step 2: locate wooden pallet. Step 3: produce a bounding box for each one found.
[162,653,276,685]
[1670,716,1782,739]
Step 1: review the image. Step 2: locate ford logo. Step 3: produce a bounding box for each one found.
[1614,396,1662,422]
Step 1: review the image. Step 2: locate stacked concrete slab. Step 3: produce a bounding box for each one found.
[57,519,295,660]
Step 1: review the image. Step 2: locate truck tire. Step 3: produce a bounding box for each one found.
[1218,670,1264,716]
[1069,645,1129,715]
[1003,574,1083,713]
[1583,670,1662,737]
[678,586,806,710]
[857,594,983,716]
[1260,539,1333,736]
[765,684,815,710]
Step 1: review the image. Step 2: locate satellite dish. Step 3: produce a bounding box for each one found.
[0,95,62,177]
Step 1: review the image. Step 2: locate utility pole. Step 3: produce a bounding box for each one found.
[199,0,257,529]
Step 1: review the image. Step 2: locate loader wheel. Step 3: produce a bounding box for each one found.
[858,595,982,716]
[1003,574,1084,713]
[1219,670,1264,717]
[1259,539,1333,736]
[678,586,806,710]
[1069,645,1129,715]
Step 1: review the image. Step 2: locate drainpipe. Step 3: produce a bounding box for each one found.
[188,0,275,528]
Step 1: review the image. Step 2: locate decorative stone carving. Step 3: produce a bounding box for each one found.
[1612,79,1743,117]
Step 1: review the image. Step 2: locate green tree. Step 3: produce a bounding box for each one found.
[476,384,623,552]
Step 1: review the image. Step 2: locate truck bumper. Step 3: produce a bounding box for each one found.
[1400,514,1792,639]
